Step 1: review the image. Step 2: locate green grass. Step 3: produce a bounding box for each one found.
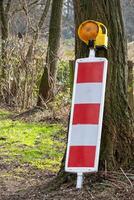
[0,109,65,172]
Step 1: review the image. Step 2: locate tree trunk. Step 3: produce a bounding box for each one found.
[128,61,134,111]
[37,0,63,106]
[59,0,134,178]
[0,0,10,78]
[0,0,11,104]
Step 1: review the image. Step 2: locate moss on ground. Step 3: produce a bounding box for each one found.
[0,109,65,172]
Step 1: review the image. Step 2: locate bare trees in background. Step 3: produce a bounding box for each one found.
[21,0,51,109]
[0,0,52,108]
[62,0,74,39]
[0,0,68,109]
[121,0,134,41]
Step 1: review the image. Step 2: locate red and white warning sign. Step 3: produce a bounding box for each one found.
[65,57,108,173]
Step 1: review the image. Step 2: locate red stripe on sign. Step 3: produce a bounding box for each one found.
[73,104,100,124]
[77,62,104,83]
[68,146,96,167]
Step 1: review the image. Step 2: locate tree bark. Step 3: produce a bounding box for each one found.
[37,0,63,106]
[0,0,11,78]
[128,61,134,111]
[69,60,75,95]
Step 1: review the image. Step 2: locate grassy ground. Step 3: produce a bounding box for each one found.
[0,109,65,172]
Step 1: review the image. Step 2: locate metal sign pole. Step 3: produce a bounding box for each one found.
[89,49,95,58]
[76,48,96,189]
[76,172,83,189]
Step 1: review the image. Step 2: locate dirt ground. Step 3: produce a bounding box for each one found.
[0,160,133,200]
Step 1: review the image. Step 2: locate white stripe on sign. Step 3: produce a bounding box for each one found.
[70,125,98,146]
[74,83,102,104]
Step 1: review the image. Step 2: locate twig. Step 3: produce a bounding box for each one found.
[120,167,133,188]
[99,182,122,189]
[87,189,95,199]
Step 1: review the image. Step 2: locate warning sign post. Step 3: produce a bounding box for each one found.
[65,20,108,188]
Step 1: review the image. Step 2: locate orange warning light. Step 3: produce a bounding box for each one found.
[78,21,99,44]
[78,20,108,49]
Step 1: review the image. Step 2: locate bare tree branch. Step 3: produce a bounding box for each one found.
[5,0,12,14]
[25,0,52,63]
[12,0,45,16]
[28,0,39,7]
[38,0,51,30]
